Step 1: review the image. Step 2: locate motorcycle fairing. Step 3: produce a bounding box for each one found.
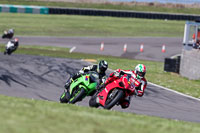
[69,74,97,95]
[69,75,90,94]
[97,79,123,106]
[6,41,14,49]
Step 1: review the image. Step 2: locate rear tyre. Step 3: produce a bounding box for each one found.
[69,87,86,104]
[104,89,124,110]
[7,49,11,55]
[89,92,99,108]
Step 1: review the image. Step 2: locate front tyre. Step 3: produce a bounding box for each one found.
[60,91,70,103]
[104,89,124,110]
[69,87,86,104]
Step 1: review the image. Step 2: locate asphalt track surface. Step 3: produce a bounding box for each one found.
[0,36,183,61]
[0,54,200,123]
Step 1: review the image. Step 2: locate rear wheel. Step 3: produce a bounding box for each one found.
[7,49,11,55]
[104,89,124,109]
[69,87,86,104]
[89,92,99,108]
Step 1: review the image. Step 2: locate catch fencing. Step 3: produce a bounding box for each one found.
[49,7,200,21]
[1,4,200,20]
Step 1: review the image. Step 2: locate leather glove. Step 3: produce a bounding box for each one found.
[79,70,84,74]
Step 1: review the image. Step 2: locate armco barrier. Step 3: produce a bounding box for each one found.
[0,4,48,14]
[49,7,200,21]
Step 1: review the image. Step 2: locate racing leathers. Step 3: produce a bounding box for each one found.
[101,69,147,109]
[4,38,19,55]
[64,64,107,89]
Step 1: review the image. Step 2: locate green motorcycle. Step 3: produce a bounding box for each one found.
[60,71,99,104]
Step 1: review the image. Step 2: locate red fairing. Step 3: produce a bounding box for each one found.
[98,79,121,106]
[104,72,118,85]
[97,74,136,106]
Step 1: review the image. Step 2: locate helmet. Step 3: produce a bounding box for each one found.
[98,60,108,73]
[14,38,18,42]
[134,64,146,79]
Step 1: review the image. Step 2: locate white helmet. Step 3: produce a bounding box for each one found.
[134,64,146,79]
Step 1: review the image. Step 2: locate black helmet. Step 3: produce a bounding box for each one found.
[98,60,108,73]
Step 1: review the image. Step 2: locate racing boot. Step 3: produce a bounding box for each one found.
[119,96,131,109]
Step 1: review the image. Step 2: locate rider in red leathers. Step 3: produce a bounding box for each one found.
[99,64,147,109]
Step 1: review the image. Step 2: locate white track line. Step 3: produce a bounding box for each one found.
[69,46,76,53]
[149,82,200,102]
[109,69,200,102]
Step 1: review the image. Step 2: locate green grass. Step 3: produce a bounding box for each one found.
[1,0,200,15]
[1,45,200,98]
[0,94,200,133]
[0,13,185,37]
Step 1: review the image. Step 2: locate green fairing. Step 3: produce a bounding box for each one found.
[69,72,98,97]
[60,92,66,99]
[87,82,97,94]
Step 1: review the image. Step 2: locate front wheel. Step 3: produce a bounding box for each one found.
[60,91,70,103]
[104,89,124,110]
[69,87,86,104]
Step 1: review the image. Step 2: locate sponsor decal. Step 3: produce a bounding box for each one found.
[105,88,108,93]
[135,81,140,86]
[85,76,89,81]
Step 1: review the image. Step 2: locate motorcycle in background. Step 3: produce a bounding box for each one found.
[4,38,19,55]
[2,29,14,39]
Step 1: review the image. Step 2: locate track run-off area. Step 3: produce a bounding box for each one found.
[1,36,182,62]
[0,37,200,123]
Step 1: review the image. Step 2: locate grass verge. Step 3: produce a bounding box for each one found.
[0,13,185,37]
[1,45,199,98]
[0,94,200,133]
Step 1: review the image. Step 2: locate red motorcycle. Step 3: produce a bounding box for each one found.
[89,74,141,109]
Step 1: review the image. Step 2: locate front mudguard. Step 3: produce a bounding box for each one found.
[69,87,86,104]
[74,84,88,95]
